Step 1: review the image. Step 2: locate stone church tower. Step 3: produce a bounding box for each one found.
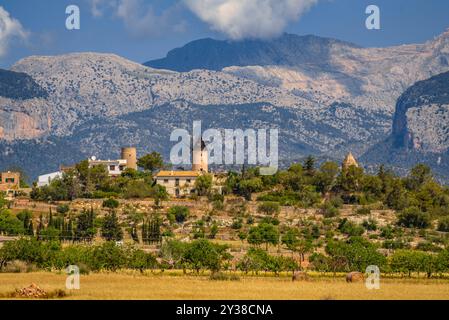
[192,139,208,173]
[342,152,359,170]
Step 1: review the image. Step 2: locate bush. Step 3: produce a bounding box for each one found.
[319,202,339,218]
[1,260,37,273]
[355,207,371,216]
[257,202,281,216]
[168,206,189,224]
[0,210,25,235]
[91,191,120,199]
[338,219,364,237]
[102,198,119,209]
[437,217,449,232]
[397,207,431,229]
[123,180,153,199]
[382,238,411,250]
[209,272,240,281]
[362,218,378,231]
[56,204,70,215]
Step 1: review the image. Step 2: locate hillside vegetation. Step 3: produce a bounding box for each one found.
[1,156,449,278]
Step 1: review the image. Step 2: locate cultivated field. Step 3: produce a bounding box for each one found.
[1,272,449,300]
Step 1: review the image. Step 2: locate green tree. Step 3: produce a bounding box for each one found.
[406,164,433,191]
[182,239,231,273]
[315,161,339,194]
[247,223,280,250]
[137,152,164,174]
[257,202,281,216]
[397,207,431,229]
[75,208,96,242]
[195,174,213,196]
[281,228,300,254]
[101,211,123,241]
[168,206,189,224]
[304,156,316,177]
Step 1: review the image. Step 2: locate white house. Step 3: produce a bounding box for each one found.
[88,158,129,177]
[37,171,63,187]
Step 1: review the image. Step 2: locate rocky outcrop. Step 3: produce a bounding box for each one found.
[0,69,49,140]
[0,69,47,100]
[392,71,449,153]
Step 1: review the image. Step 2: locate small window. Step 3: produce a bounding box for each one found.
[175,179,180,186]
[186,179,191,183]
[110,165,116,171]
[5,178,14,183]
[164,179,169,183]
[119,165,125,171]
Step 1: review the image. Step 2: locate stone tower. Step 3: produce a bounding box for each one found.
[342,152,359,170]
[192,139,208,173]
[121,147,138,170]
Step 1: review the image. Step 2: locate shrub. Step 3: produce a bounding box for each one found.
[0,210,25,235]
[56,204,70,215]
[437,217,449,232]
[355,207,371,215]
[209,272,240,281]
[338,219,364,237]
[231,218,243,230]
[257,202,281,215]
[1,260,36,273]
[319,202,339,218]
[397,207,431,229]
[123,181,153,199]
[362,218,378,231]
[102,198,119,209]
[382,238,411,250]
[168,206,189,224]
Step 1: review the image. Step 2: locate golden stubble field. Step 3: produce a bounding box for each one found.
[0,272,449,300]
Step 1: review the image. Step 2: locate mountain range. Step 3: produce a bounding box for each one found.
[1,29,449,181]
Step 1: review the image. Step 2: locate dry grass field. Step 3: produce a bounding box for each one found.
[0,272,449,300]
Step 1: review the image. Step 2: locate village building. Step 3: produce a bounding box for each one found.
[38,147,138,187]
[155,140,216,197]
[88,147,138,177]
[342,152,359,170]
[37,171,63,187]
[155,170,202,197]
[0,171,20,191]
[0,171,30,199]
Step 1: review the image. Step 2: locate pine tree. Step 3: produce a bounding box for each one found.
[142,220,148,244]
[27,220,34,236]
[131,225,139,243]
[101,210,123,241]
[304,156,316,176]
[67,219,74,242]
[49,207,53,227]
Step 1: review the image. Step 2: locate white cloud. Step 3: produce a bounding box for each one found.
[88,0,186,37]
[90,0,106,17]
[0,6,28,57]
[184,0,318,40]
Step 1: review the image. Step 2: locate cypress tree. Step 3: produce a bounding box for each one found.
[36,214,44,240]
[49,207,53,227]
[27,220,34,236]
[142,220,148,244]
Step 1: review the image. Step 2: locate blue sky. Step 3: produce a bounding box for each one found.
[1,0,448,68]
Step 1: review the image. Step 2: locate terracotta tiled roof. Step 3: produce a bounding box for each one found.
[156,171,201,178]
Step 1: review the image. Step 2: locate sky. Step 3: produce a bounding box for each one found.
[0,0,448,68]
